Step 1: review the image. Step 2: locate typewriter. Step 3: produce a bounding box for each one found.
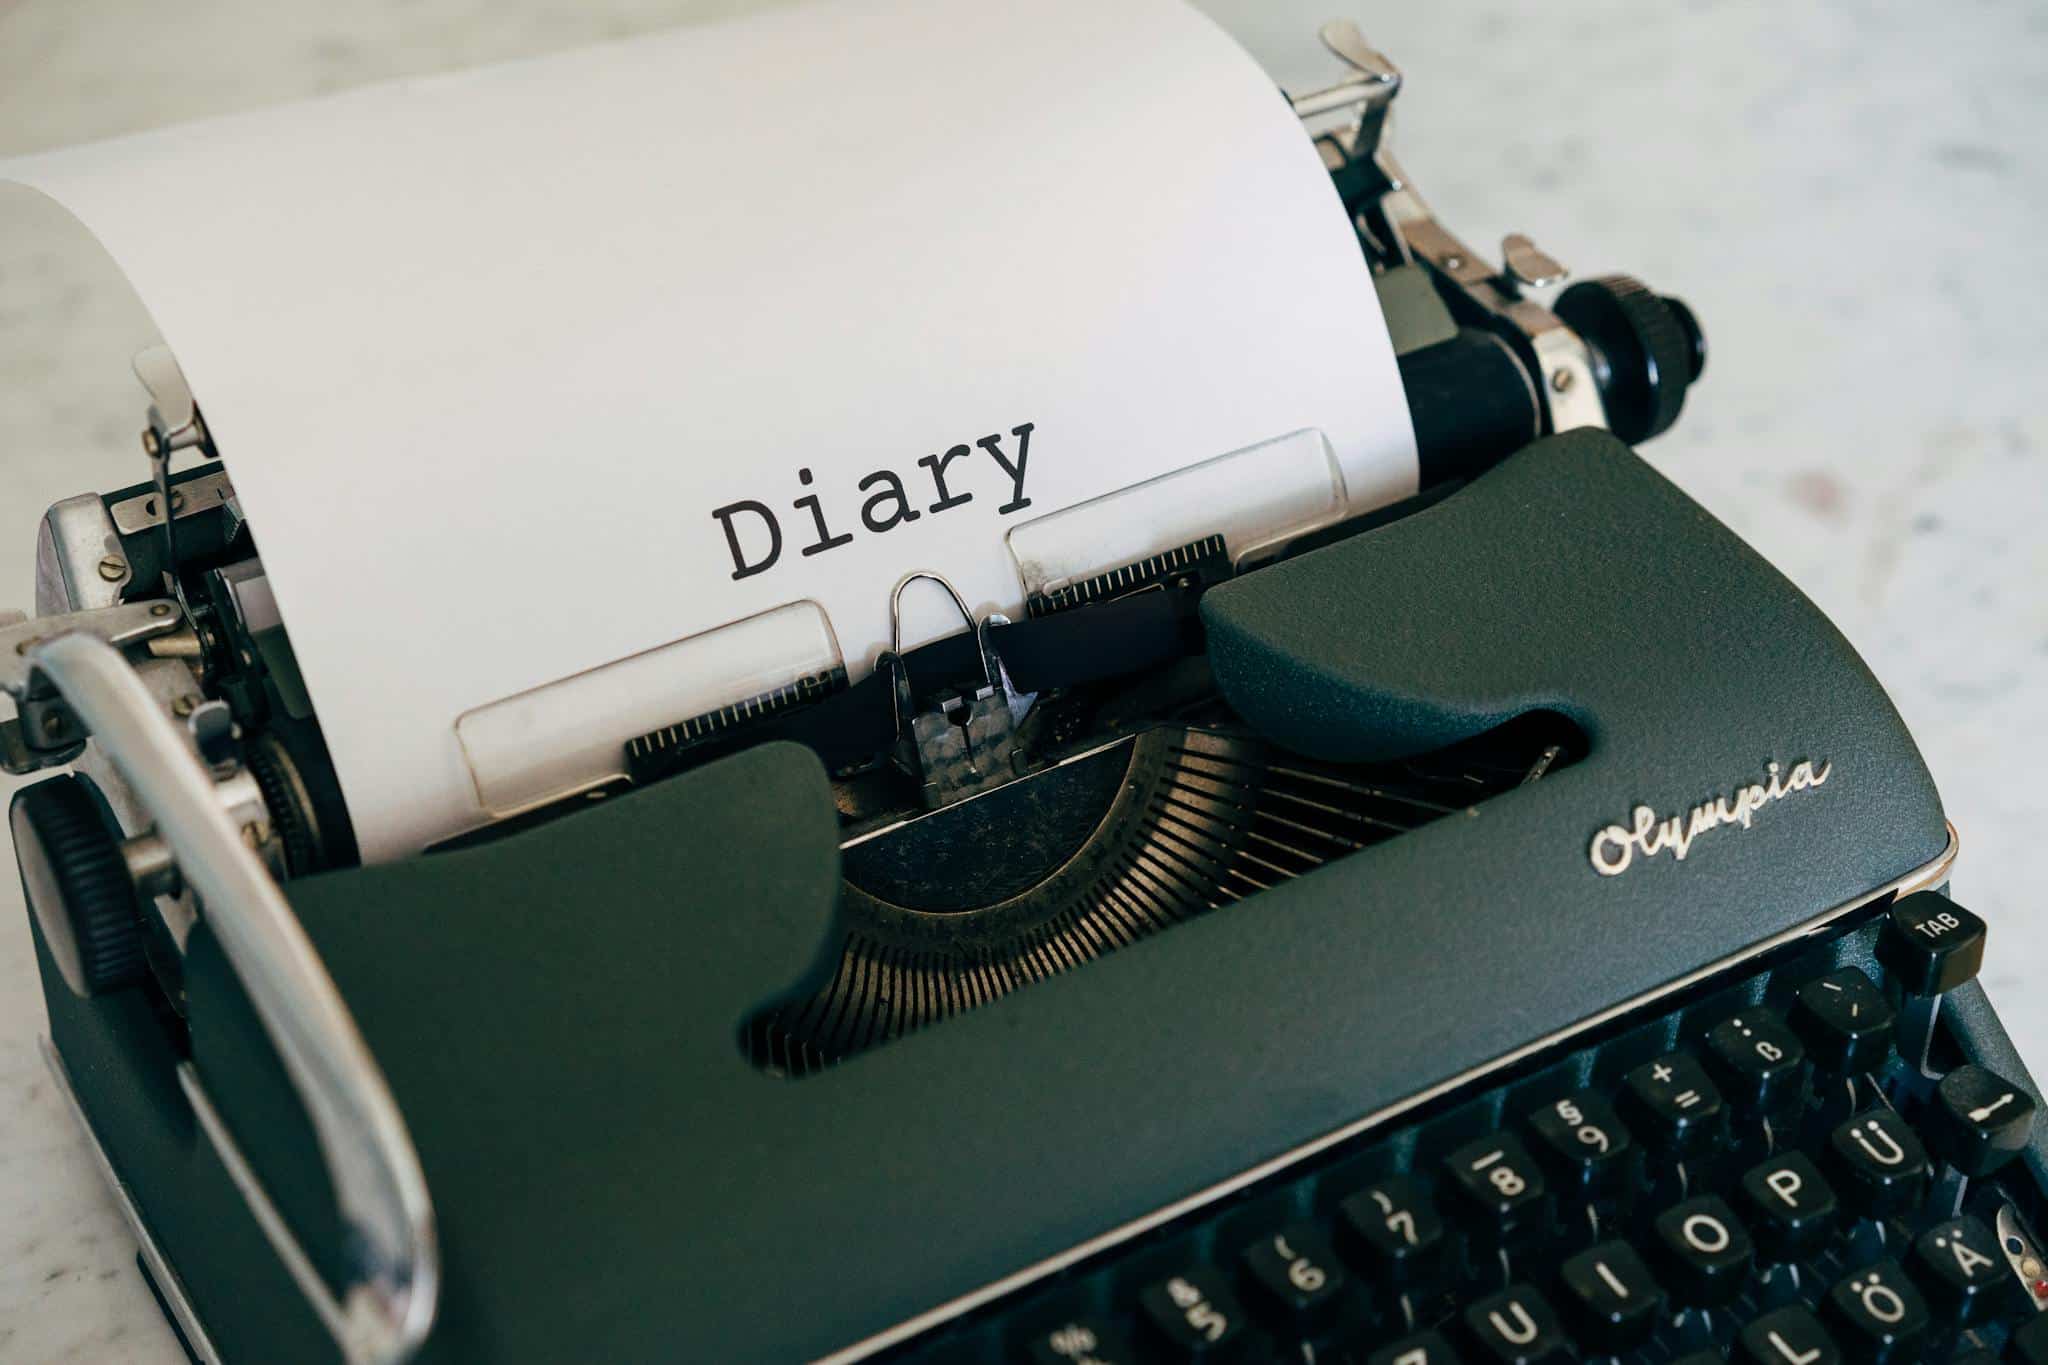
[7,18,2044,1365]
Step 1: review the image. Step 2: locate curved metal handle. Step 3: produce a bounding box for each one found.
[26,631,438,1364]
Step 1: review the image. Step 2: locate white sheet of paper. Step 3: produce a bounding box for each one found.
[3,0,1415,860]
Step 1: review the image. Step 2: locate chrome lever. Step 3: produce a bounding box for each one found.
[1288,19,1400,122]
[132,346,214,608]
[1,601,184,774]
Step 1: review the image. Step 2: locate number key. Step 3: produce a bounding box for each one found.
[1526,1092,1633,1196]
[1336,1175,1445,1283]
[1442,1134,1547,1241]
[1238,1223,1347,1328]
[1136,1268,1248,1358]
[1019,1315,1138,1365]
[1705,1007,1807,1114]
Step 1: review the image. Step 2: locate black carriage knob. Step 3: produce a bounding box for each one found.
[1554,274,1705,444]
[9,774,147,997]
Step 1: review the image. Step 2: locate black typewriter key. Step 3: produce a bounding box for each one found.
[1910,1215,2012,1324]
[1364,1329,1462,1364]
[1792,968,1895,1074]
[1337,1176,1445,1283]
[1877,891,1986,997]
[1460,1283,1570,1363]
[1017,1316,1137,1365]
[1652,1194,1754,1306]
[1822,1259,1928,1363]
[1557,1240,1663,1350]
[1737,1304,1841,1364]
[1826,1109,1929,1218]
[1237,1224,1347,1328]
[1619,1052,1724,1155]
[1706,1007,1808,1114]
[1737,1151,1837,1261]
[1926,1064,2038,1178]
[2014,1314,2048,1363]
[1442,1136,1547,1241]
[1526,1092,1634,1196]
[1136,1268,1250,1358]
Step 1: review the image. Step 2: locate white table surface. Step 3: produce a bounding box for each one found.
[2,1,2043,1359]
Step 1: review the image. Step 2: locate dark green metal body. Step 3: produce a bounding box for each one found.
[33,431,1957,1360]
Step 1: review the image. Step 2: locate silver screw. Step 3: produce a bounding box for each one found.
[1550,367,1575,393]
[172,694,199,717]
[1443,254,1464,271]
[150,602,173,618]
[97,555,127,582]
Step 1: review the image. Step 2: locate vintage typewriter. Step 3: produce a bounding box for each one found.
[7,19,2044,1365]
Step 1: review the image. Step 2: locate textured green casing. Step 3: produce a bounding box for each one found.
[42,431,1948,1361]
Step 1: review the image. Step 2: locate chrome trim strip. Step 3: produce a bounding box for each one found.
[39,1035,222,1364]
[819,824,1960,1363]
[1997,1203,2048,1312]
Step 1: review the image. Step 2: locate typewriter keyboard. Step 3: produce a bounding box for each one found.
[894,891,2048,1364]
